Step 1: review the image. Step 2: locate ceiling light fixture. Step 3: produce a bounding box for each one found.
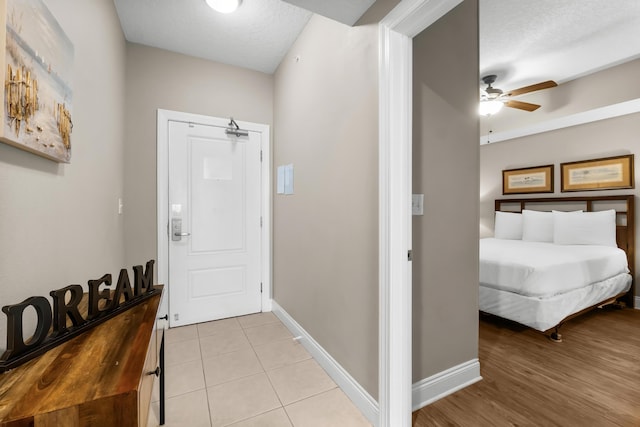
[205,0,242,14]
[478,100,503,116]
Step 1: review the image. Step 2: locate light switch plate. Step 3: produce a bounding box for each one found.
[277,164,294,195]
[412,194,424,215]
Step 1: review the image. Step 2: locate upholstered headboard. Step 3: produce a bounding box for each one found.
[495,195,636,306]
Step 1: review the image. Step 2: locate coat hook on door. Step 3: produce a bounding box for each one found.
[226,117,249,137]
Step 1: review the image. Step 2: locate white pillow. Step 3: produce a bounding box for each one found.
[494,211,523,240]
[553,210,617,247]
[522,210,554,242]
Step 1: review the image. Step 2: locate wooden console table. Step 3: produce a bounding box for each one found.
[0,287,165,426]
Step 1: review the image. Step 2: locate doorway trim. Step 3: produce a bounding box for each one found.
[378,0,463,425]
[156,109,272,319]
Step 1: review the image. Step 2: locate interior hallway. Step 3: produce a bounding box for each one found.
[147,312,371,427]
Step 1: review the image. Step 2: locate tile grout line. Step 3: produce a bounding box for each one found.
[245,317,299,427]
[244,318,290,422]
[208,318,267,426]
[245,315,344,427]
[169,314,336,427]
[164,326,204,409]
[265,356,341,424]
[197,322,216,427]
[159,325,209,425]
[217,315,290,427]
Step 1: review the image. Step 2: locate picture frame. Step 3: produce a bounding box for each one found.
[560,154,634,192]
[0,0,74,163]
[502,165,554,195]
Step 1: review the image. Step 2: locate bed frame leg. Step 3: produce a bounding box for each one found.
[612,300,627,309]
[549,326,562,343]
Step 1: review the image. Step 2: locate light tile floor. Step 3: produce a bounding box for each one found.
[147,312,372,427]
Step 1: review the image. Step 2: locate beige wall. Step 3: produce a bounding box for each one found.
[480,112,640,295]
[412,0,480,381]
[0,0,482,400]
[123,44,273,267]
[0,0,126,349]
[273,14,380,398]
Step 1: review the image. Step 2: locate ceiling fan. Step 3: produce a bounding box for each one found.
[479,75,557,116]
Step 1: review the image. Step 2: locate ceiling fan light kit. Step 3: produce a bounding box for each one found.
[479,99,503,116]
[205,0,242,14]
[479,74,557,116]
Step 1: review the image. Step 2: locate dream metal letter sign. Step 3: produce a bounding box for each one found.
[0,260,159,372]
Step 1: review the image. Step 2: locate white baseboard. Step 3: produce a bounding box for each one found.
[635,296,639,309]
[271,301,380,426]
[412,359,482,411]
[271,301,482,421]
[262,298,273,312]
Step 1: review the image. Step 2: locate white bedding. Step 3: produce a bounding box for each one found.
[480,273,631,331]
[479,238,629,298]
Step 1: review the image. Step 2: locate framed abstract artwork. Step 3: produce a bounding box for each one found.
[0,0,74,162]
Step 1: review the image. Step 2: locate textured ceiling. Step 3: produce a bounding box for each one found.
[114,0,313,74]
[480,0,640,92]
[114,0,376,75]
[114,0,640,84]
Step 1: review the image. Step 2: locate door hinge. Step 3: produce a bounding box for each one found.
[174,313,179,321]
[260,283,263,293]
[408,250,413,261]
[260,150,263,162]
[260,216,263,227]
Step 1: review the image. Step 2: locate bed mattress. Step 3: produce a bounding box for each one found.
[479,238,629,298]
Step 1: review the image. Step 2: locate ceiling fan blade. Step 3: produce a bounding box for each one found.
[504,100,541,112]
[506,80,558,97]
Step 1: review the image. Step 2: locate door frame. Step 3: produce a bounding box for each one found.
[378,0,463,425]
[156,109,272,323]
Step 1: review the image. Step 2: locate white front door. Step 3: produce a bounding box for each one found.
[168,120,262,327]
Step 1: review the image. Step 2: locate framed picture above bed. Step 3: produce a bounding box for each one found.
[502,165,554,195]
[561,154,634,192]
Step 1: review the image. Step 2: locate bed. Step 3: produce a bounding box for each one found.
[480,195,635,341]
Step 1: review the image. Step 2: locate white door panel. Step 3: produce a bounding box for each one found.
[191,140,246,253]
[168,121,261,327]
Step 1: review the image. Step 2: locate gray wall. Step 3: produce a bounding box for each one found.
[123,44,274,267]
[480,59,640,296]
[272,14,380,398]
[412,0,480,381]
[0,0,126,349]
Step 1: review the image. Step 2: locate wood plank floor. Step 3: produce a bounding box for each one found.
[413,307,640,427]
